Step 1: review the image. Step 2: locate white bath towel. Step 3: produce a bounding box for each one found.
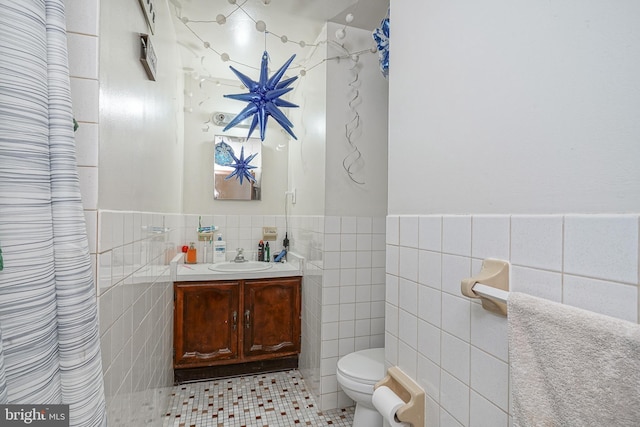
[508,292,640,427]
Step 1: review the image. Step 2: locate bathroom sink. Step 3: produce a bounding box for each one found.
[208,261,274,272]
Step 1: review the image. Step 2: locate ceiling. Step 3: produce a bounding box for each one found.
[168,0,389,82]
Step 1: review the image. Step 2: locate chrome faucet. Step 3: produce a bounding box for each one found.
[233,248,246,263]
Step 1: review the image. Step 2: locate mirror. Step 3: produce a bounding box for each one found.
[213,135,262,200]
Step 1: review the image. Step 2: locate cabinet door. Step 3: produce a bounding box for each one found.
[174,282,240,368]
[243,277,301,359]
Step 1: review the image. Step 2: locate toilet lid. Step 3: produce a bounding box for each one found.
[337,348,385,384]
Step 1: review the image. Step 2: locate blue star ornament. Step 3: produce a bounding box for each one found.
[225,146,258,185]
[372,10,390,78]
[223,51,299,141]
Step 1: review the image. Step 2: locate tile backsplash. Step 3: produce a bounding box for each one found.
[386,214,640,427]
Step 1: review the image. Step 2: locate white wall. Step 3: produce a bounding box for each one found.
[181,76,290,215]
[388,1,640,426]
[99,0,185,213]
[325,23,389,217]
[288,27,328,216]
[389,0,640,215]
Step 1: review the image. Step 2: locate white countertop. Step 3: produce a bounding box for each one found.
[171,253,304,282]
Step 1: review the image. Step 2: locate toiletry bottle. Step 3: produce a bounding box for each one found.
[258,240,264,261]
[213,234,226,263]
[264,242,270,262]
[186,242,197,264]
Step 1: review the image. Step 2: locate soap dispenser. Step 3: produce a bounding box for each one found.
[213,234,226,263]
[185,242,197,264]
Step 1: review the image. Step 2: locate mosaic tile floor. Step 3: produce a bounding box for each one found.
[163,370,354,427]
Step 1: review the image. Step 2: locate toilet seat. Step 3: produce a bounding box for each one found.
[337,348,385,392]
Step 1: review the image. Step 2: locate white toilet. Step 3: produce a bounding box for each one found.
[336,348,385,427]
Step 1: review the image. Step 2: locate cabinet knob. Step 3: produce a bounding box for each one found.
[245,309,251,329]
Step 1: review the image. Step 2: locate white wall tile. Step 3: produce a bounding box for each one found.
[441,332,470,384]
[563,275,638,322]
[67,33,98,79]
[398,309,418,350]
[400,216,420,248]
[418,283,441,327]
[322,234,340,251]
[74,122,99,167]
[339,303,355,321]
[385,333,398,366]
[322,322,339,341]
[470,304,508,362]
[70,77,99,123]
[84,210,97,254]
[386,274,399,306]
[323,269,340,287]
[77,166,98,210]
[418,353,441,403]
[440,371,470,427]
[355,302,370,320]
[398,278,418,316]
[470,348,509,411]
[419,250,442,289]
[564,215,638,284]
[442,254,471,296]
[340,268,356,286]
[471,215,510,261]
[323,287,340,305]
[470,391,508,427]
[441,408,464,427]
[419,215,442,251]
[355,319,370,337]
[356,251,372,268]
[511,215,563,271]
[339,286,356,304]
[418,319,441,364]
[357,217,372,233]
[386,244,399,276]
[356,234,372,251]
[399,246,419,282]
[443,215,471,256]
[340,251,356,269]
[64,0,99,36]
[511,266,562,302]
[442,294,471,342]
[386,216,399,245]
[385,303,399,337]
[373,217,386,234]
[398,340,418,379]
[340,234,357,251]
[341,217,357,234]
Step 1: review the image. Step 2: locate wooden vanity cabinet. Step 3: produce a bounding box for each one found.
[173,276,301,383]
[243,277,301,359]
[173,281,240,369]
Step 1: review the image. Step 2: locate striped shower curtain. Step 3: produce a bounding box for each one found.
[0,1,106,426]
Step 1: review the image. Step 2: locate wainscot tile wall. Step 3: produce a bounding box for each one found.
[96,211,178,421]
[385,214,640,427]
[292,215,386,411]
[97,212,381,419]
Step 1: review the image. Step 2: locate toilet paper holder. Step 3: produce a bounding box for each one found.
[374,366,425,427]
